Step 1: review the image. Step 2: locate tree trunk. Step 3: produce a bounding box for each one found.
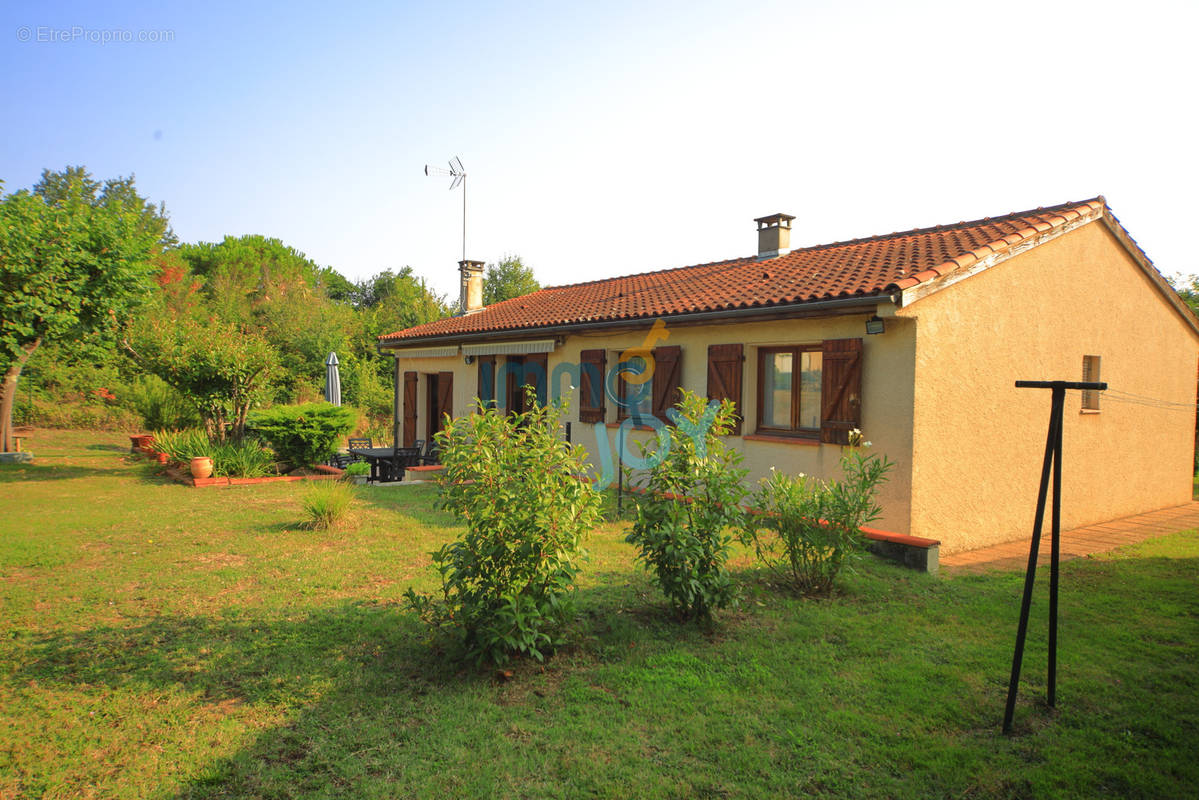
[1,337,43,453]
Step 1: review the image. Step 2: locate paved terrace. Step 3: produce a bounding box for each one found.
[941,501,1199,574]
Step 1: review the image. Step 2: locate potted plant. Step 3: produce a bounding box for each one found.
[343,461,370,485]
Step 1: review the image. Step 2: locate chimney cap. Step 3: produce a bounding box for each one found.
[458,259,485,270]
[754,213,796,230]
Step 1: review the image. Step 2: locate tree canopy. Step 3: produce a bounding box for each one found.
[1,167,163,451]
[483,255,540,305]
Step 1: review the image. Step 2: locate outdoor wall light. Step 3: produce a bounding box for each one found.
[865,315,885,335]
[464,355,476,365]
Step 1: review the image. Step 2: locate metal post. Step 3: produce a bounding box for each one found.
[1004,380,1104,734]
[617,425,624,517]
[1003,392,1059,734]
[1048,386,1064,707]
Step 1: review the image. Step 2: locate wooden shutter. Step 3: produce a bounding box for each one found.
[652,346,683,423]
[707,343,743,435]
[820,338,863,444]
[526,352,548,406]
[402,371,418,447]
[579,349,606,423]
[477,356,496,409]
[438,371,454,424]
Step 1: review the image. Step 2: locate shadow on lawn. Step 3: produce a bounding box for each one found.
[7,586,662,797]
[0,463,131,483]
[85,443,129,453]
[9,552,1198,797]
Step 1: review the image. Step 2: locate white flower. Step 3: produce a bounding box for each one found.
[863,441,872,448]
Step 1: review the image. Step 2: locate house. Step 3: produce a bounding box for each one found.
[378,198,1199,554]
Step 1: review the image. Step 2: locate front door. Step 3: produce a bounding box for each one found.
[426,373,440,444]
[426,371,454,444]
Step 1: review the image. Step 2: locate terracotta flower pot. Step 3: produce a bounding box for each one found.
[190,456,214,479]
[156,452,169,464]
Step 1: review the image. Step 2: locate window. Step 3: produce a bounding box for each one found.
[1082,355,1101,411]
[757,346,823,436]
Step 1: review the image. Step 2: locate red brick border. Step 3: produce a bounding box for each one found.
[160,463,342,488]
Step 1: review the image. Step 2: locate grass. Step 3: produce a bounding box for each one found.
[2,429,1197,799]
[299,479,357,530]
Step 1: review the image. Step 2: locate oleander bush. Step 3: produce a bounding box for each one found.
[405,392,601,666]
[743,438,893,596]
[625,390,748,622]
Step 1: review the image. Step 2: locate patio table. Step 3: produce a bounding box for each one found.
[348,447,420,483]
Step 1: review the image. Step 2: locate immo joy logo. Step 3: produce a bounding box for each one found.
[477,318,723,489]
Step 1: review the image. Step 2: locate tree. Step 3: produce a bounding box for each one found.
[357,267,451,335]
[124,308,278,441]
[483,255,540,305]
[0,168,163,452]
[1167,273,1199,317]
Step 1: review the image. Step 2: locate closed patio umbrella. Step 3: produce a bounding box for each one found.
[324,352,341,406]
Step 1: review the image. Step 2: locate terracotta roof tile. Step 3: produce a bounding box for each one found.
[381,198,1106,343]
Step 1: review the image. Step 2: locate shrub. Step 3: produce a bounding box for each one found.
[743,441,893,596]
[300,480,356,530]
[123,374,200,431]
[343,461,370,477]
[210,437,276,478]
[405,392,602,666]
[625,391,748,621]
[246,402,356,469]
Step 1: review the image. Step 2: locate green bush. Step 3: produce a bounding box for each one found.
[743,442,892,596]
[343,461,370,477]
[246,402,356,469]
[405,392,602,666]
[300,480,356,530]
[210,438,277,478]
[625,391,748,622]
[123,374,200,431]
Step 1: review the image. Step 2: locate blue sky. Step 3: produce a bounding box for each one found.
[3,0,1197,298]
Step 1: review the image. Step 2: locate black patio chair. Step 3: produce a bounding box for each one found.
[332,437,374,470]
[329,452,355,469]
[418,440,440,466]
[378,445,422,483]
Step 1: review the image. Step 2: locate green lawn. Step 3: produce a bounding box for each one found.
[2,429,1197,799]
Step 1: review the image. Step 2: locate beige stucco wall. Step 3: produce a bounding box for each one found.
[902,220,1199,553]
[388,312,918,535]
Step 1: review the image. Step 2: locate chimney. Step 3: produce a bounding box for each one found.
[458,259,485,314]
[755,213,795,259]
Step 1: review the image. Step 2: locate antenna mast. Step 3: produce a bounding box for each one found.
[424,156,467,262]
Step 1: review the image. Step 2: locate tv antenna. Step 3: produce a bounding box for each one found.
[424,156,467,262]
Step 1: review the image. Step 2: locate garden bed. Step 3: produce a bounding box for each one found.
[133,441,345,488]
[150,455,343,488]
